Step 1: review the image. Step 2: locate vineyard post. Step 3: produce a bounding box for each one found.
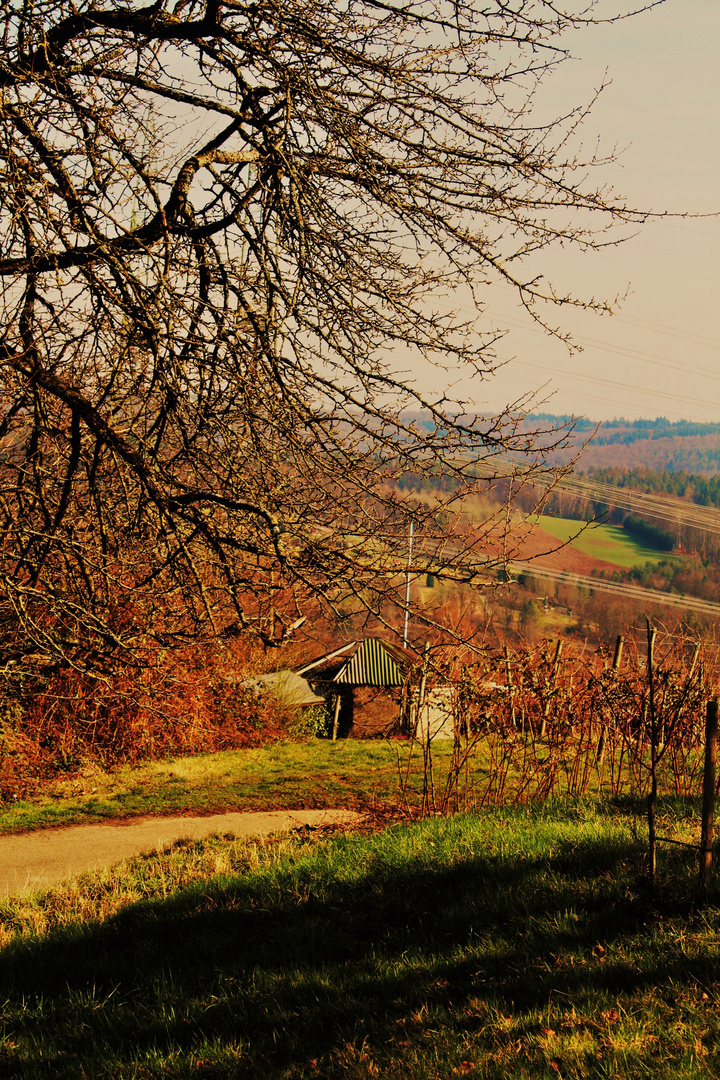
[646,620,658,889]
[540,639,563,738]
[518,665,530,736]
[504,645,516,729]
[699,698,718,893]
[417,642,436,815]
[417,641,430,727]
[331,693,342,742]
[597,634,624,766]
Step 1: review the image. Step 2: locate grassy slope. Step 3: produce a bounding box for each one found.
[2,734,703,839]
[0,741,459,836]
[1,804,718,1079]
[538,515,674,569]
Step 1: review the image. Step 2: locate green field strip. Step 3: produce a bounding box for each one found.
[537,515,676,569]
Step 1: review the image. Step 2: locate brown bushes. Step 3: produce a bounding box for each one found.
[0,642,298,801]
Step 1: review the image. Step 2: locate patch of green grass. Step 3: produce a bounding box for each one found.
[1,803,719,1078]
[2,731,702,844]
[0,740,461,836]
[538,515,676,569]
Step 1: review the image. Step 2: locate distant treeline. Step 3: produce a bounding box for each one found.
[530,415,720,444]
[403,413,720,472]
[594,419,720,445]
[622,514,675,552]
[587,466,720,509]
[395,470,459,494]
[408,410,720,443]
[527,413,597,433]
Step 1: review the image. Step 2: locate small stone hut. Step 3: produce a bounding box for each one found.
[242,670,326,709]
[297,637,417,738]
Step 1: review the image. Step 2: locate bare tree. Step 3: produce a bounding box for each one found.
[0,0,655,680]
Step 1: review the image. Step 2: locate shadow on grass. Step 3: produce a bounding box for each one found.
[607,793,702,816]
[2,817,720,1078]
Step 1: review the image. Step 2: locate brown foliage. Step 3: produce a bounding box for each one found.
[0,642,297,801]
[0,0,655,685]
[420,629,715,812]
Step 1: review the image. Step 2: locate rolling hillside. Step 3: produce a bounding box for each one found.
[479,516,672,577]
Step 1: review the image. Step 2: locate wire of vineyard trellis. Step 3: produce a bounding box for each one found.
[408,628,717,814]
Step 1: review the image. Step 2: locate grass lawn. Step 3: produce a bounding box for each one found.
[0,740,462,836]
[1,802,718,1078]
[538,515,675,570]
[2,733,704,840]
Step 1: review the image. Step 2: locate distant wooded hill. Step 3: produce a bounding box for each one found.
[526,415,720,475]
[401,411,720,476]
[581,466,720,509]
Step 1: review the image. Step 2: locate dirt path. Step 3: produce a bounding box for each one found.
[0,809,364,899]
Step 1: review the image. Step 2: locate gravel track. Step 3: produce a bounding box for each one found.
[0,809,363,898]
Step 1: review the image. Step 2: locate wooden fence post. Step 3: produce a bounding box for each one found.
[540,639,563,738]
[417,641,430,734]
[699,698,718,893]
[417,642,435,814]
[331,693,342,742]
[597,634,624,765]
[504,645,516,729]
[646,620,658,889]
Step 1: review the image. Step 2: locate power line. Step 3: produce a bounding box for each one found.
[467,456,720,535]
[505,562,720,619]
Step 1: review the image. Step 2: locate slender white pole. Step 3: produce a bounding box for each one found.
[403,519,414,649]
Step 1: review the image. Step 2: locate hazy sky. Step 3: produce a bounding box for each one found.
[416,0,720,424]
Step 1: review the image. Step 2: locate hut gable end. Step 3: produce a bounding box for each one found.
[334,638,405,687]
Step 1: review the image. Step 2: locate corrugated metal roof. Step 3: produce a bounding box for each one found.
[334,637,405,687]
[297,642,357,676]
